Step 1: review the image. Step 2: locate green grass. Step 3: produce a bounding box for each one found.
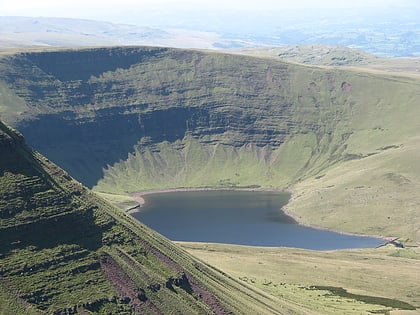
[308,286,415,310]
[287,135,420,244]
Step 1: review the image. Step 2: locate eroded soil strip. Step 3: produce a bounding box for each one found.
[100,253,161,314]
[134,235,227,315]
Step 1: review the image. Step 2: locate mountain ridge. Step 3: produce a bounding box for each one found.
[0,16,219,50]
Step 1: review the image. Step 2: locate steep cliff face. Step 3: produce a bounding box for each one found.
[1,47,353,189]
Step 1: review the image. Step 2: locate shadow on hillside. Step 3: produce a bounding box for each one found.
[0,148,39,178]
[0,209,105,256]
[17,107,198,188]
[24,47,169,81]
[17,113,145,188]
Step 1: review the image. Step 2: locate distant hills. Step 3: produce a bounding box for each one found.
[1,14,419,57]
[0,17,222,49]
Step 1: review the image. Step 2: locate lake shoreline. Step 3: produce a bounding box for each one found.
[281,192,398,244]
[131,187,392,247]
[131,187,290,212]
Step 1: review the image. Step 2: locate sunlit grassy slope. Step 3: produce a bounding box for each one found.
[235,45,420,75]
[0,46,419,244]
[181,242,420,315]
[1,121,304,314]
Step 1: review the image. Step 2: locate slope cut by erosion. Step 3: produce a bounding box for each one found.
[0,46,419,243]
[0,120,304,314]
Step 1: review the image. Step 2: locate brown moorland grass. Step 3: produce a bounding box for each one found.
[180,242,420,314]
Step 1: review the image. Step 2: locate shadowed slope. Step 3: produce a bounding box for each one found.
[0,47,364,188]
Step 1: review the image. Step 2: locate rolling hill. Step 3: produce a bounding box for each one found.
[0,17,219,50]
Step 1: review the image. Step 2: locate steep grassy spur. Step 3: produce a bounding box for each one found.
[0,46,419,243]
[0,121,303,314]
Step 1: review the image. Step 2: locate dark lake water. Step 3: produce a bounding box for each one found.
[132,190,385,250]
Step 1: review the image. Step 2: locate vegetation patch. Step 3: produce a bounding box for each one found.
[240,279,395,314]
[307,286,416,311]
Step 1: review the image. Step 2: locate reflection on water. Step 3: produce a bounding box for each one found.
[132,190,384,250]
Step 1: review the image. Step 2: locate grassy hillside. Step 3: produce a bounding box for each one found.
[235,45,420,75]
[0,120,303,314]
[235,45,378,66]
[0,46,419,244]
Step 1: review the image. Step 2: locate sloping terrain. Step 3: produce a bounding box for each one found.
[182,242,420,314]
[0,46,419,244]
[234,45,420,74]
[0,121,297,314]
[235,45,378,66]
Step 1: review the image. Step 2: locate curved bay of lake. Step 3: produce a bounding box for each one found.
[132,190,384,250]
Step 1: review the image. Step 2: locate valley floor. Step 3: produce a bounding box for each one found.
[180,242,420,315]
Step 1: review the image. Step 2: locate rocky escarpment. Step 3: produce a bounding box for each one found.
[0,47,354,189]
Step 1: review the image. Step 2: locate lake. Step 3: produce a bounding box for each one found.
[132,190,385,250]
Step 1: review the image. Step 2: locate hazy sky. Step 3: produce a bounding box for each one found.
[2,0,419,22]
